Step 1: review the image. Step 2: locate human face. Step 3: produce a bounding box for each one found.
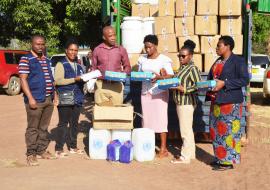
[144,42,157,57]
[65,44,78,62]
[103,28,116,46]
[32,37,46,56]
[178,49,192,65]
[216,40,230,57]
[87,51,92,59]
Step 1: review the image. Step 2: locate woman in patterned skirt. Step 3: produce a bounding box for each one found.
[206,36,249,170]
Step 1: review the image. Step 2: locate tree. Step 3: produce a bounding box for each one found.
[0,0,101,54]
[252,12,270,54]
[251,2,270,54]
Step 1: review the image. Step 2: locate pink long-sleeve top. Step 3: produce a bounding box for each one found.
[91,43,131,78]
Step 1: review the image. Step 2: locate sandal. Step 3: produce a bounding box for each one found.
[37,151,57,160]
[55,151,68,158]
[171,156,190,164]
[212,164,234,171]
[69,148,84,155]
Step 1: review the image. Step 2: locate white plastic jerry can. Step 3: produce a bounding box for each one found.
[89,128,111,159]
[132,128,155,162]
[111,129,132,144]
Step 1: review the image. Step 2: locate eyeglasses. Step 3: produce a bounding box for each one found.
[177,54,189,58]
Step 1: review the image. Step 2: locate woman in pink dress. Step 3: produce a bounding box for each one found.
[138,35,174,158]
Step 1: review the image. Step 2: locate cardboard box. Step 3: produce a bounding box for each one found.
[128,53,141,71]
[195,16,218,35]
[193,54,203,71]
[164,53,180,71]
[175,0,195,16]
[175,17,194,37]
[150,5,159,17]
[132,3,150,17]
[158,0,175,16]
[178,35,200,53]
[220,16,242,35]
[204,53,219,72]
[200,35,220,54]
[155,16,175,35]
[231,35,243,55]
[197,0,218,15]
[93,105,134,130]
[219,0,242,16]
[157,34,178,53]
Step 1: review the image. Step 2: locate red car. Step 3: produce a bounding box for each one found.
[0,50,29,95]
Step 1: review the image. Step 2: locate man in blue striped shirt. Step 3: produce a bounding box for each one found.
[19,35,57,166]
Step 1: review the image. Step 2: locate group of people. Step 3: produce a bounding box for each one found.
[18,26,249,171]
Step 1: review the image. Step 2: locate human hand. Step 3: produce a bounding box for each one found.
[171,85,184,92]
[29,98,37,109]
[212,79,225,92]
[160,68,167,76]
[75,76,82,82]
[151,72,164,83]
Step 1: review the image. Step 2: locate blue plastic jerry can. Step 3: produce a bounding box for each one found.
[119,140,133,164]
[107,139,122,161]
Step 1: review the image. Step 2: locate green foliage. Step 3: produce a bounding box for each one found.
[64,0,101,35]
[0,0,102,53]
[121,0,132,8]
[251,3,270,54]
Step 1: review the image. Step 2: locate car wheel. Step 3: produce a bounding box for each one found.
[5,76,21,95]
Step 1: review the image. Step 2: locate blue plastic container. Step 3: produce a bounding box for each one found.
[196,80,216,90]
[130,72,153,81]
[157,78,180,90]
[119,140,133,164]
[105,71,127,82]
[107,139,121,161]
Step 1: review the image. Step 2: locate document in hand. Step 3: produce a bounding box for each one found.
[81,70,102,82]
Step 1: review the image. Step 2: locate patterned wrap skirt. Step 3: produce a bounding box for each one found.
[210,103,243,165]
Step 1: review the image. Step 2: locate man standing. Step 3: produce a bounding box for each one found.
[85,50,92,72]
[92,26,131,105]
[19,35,56,166]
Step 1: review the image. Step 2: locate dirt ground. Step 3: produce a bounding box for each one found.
[0,88,269,190]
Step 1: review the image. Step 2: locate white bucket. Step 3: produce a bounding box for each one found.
[132,0,149,3]
[121,17,143,53]
[111,129,132,144]
[148,0,159,5]
[132,128,155,162]
[89,128,111,159]
[142,17,155,39]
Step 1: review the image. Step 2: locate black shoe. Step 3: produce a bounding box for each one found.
[209,160,219,166]
[212,163,234,171]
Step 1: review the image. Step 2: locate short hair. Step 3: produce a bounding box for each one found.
[65,38,79,49]
[219,36,235,51]
[31,35,45,43]
[181,40,196,55]
[143,35,158,46]
[103,26,115,35]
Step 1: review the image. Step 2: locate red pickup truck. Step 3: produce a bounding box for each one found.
[0,50,29,95]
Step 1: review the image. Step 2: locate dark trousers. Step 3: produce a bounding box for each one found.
[55,105,81,151]
[25,96,54,156]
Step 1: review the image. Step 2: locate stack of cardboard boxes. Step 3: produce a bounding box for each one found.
[129,0,243,73]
